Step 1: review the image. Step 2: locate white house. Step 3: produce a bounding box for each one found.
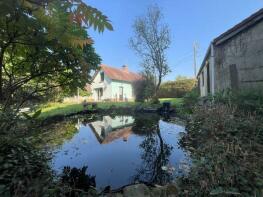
[91,64,142,101]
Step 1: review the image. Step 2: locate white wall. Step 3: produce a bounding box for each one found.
[199,64,209,97]
[91,71,112,101]
[111,81,134,101]
[91,71,135,101]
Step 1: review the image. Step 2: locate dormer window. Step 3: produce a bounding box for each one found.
[100,72,104,82]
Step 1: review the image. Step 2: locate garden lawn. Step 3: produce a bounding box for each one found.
[39,102,149,119]
[39,99,182,119]
[159,98,184,107]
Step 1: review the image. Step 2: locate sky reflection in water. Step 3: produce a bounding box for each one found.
[50,115,190,190]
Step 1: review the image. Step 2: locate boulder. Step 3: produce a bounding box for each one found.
[123,184,151,197]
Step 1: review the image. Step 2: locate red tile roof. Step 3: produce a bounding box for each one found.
[100,64,142,82]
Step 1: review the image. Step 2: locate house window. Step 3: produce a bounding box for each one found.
[202,71,204,86]
[100,72,104,82]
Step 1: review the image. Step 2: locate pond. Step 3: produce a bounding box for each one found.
[49,114,190,191]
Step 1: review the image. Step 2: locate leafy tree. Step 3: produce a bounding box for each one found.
[133,70,155,102]
[0,0,112,111]
[130,5,171,96]
[158,76,196,98]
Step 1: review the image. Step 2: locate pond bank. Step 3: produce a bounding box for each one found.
[85,183,178,197]
[40,104,179,126]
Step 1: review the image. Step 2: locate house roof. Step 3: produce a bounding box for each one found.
[93,64,142,83]
[197,8,263,77]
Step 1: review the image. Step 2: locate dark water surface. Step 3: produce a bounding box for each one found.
[50,115,190,190]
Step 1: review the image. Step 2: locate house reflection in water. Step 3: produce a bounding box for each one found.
[89,116,135,144]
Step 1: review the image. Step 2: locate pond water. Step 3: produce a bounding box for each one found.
[50,114,190,190]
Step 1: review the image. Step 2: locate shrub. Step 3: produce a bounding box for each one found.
[182,87,199,113]
[158,76,196,98]
[178,104,263,196]
[211,89,263,114]
[0,137,52,196]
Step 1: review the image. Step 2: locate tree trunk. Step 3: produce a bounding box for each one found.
[155,75,162,97]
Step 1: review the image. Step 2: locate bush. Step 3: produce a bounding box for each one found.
[158,76,196,98]
[0,137,52,196]
[178,104,263,196]
[182,87,199,113]
[211,89,263,114]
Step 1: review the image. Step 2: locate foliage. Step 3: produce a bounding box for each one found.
[133,70,156,102]
[178,104,263,196]
[182,87,199,113]
[159,98,184,107]
[0,137,53,196]
[130,5,171,95]
[61,166,96,196]
[158,76,196,98]
[0,0,110,111]
[22,109,42,120]
[211,89,263,114]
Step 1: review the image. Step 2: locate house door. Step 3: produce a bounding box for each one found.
[97,88,103,101]
[119,87,123,101]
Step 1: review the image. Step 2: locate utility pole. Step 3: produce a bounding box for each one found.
[193,42,198,77]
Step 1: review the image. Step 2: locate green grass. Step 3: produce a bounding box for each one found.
[38,99,183,119]
[159,98,184,107]
[39,102,84,118]
[39,102,147,119]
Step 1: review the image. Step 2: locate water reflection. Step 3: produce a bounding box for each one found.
[89,116,134,144]
[50,115,189,190]
[132,115,173,185]
[61,166,96,194]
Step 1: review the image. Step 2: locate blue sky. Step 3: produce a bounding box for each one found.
[86,0,263,81]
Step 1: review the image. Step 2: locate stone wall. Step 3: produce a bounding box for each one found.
[214,20,263,92]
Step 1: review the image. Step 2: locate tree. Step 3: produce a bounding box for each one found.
[158,76,196,98]
[133,70,155,102]
[0,0,112,111]
[130,5,171,96]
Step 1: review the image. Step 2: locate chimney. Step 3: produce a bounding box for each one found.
[122,65,128,72]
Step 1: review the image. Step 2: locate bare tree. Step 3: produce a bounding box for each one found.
[130,5,171,96]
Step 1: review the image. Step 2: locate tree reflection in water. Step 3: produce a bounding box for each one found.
[132,115,173,185]
[61,166,96,196]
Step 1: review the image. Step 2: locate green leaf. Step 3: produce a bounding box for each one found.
[22,112,32,120]
[32,110,42,119]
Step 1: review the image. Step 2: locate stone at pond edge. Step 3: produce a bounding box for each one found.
[123,184,151,197]
[150,186,167,197]
[165,184,178,196]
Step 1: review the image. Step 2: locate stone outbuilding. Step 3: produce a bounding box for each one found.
[197,8,263,97]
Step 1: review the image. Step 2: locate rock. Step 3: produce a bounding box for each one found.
[165,184,178,196]
[150,187,166,197]
[87,187,98,196]
[102,193,123,197]
[123,184,151,197]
